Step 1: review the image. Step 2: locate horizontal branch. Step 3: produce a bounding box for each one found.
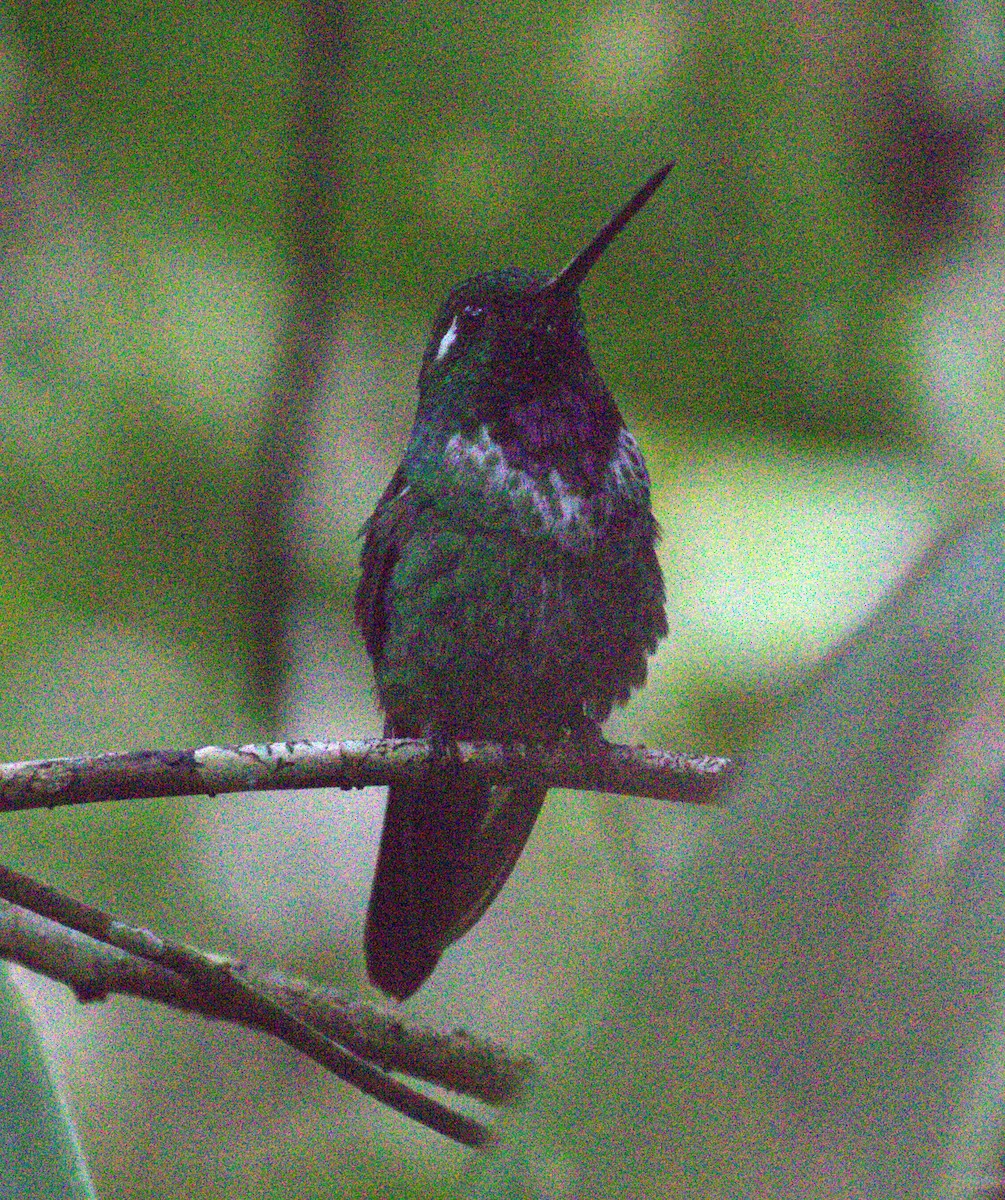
[0,735,732,1143]
[0,738,735,814]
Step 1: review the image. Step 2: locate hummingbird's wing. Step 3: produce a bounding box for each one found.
[365,768,548,1001]
[355,465,412,661]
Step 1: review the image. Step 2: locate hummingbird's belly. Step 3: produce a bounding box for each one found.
[374,510,660,737]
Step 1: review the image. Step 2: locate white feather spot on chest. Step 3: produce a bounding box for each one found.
[608,427,648,491]
[443,425,585,544]
[441,424,649,551]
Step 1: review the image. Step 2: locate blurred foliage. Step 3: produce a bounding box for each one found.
[0,0,1004,1195]
[16,1,295,242]
[0,964,96,1198]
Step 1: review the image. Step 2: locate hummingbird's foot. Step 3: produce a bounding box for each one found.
[427,728,462,771]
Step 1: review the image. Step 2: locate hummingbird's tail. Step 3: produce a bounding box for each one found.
[365,777,548,1001]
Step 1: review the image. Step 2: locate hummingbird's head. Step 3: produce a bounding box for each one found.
[415,163,673,489]
[418,265,585,395]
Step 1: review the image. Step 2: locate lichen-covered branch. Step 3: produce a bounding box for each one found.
[253,973,532,1106]
[0,865,531,1147]
[0,735,732,1142]
[0,737,735,814]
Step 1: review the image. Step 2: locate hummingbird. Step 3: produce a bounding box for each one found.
[356,164,672,1000]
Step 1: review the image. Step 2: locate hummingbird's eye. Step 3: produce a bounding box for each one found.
[434,305,485,363]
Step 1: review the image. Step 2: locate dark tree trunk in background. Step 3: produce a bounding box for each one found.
[250,0,347,723]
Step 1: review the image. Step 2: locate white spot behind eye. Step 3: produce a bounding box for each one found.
[435,315,459,362]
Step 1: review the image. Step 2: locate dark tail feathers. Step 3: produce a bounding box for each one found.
[365,777,548,1000]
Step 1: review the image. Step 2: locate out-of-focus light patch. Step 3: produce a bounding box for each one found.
[931,0,1005,104]
[3,161,278,465]
[423,135,519,234]
[64,236,277,460]
[0,619,240,756]
[651,448,933,673]
[916,253,1005,471]
[192,785,381,947]
[568,1,679,103]
[135,242,278,454]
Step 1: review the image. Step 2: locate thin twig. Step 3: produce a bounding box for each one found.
[0,895,528,1104]
[0,737,735,814]
[0,865,502,1147]
[252,974,533,1105]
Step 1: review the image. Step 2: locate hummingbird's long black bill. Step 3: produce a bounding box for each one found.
[540,160,674,298]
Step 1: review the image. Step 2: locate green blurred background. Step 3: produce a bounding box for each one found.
[1,0,1004,1195]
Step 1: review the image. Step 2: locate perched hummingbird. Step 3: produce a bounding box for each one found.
[356,164,672,1000]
